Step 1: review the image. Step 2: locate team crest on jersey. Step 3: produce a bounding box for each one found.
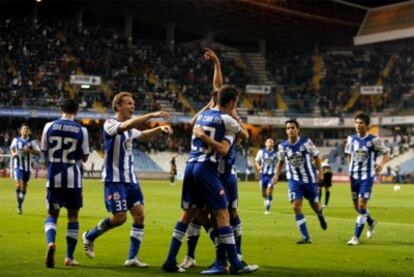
[366,141,372,147]
[113,192,121,200]
[124,139,133,152]
[299,145,305,151]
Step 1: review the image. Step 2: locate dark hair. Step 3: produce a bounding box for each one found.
[60,99,79,114]
[217,85,239,107]
[354,112,370,125]
[285,119,300,129]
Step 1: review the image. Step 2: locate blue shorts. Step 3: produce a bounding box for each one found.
[14,169,30,182]
[288,180,319,203]
[260,174,274,190]
[46,187,83,210]
[104,182,144,213]
[221,173,238,209]
[181,162,228,210]
[350,177,374,200]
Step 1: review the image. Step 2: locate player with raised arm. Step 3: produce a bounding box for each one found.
[162,85,258,275]
[255,138,277,215]
[345,113,390,246]
[10,123,41,214]
[82,92,172,267]
[40,99,89,268]
[272,119,327,244]
[180,48,248,270]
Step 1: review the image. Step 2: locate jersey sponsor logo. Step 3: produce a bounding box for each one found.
[354,148,369,162]
[288,153,304,167]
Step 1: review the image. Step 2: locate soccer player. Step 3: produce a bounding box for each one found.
[255,138,277,215]
[10,123,41,214]
[272,119,327,244]
[40,99,90,268]
[318,159,332,208]
[345,113,390,246]
[170,154,178,185]
[180,48,248,269]
[82,92,172,267]
[162,85,258,274]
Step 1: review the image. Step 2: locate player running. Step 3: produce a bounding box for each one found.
[345,113,390,245]
[40,99,89,267]
[272,119,327,244]
[255,138,277,215]
[10,123,41,214]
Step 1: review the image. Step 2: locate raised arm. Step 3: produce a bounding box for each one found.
[204,48,223,91]
[119,111,169,133]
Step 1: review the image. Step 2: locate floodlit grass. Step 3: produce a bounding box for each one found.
[0,178,413,276]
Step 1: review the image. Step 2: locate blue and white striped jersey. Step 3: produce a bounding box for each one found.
[278,137,320,184]
[255,148,277,175]
[41,119,89,188]
[187,108,240,164]
[218,139,237,176]
[10,137,40,172]
[102,118,142,184]
[345,133,389,180]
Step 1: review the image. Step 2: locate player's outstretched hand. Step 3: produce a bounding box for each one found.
[160,125,173,135]
[203,48,219,64]
[193,126,205,138]
[153,111,170,119]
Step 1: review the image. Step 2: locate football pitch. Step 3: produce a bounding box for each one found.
[0,178,413,276]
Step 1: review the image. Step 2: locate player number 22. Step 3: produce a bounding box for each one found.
[48,136,77,164]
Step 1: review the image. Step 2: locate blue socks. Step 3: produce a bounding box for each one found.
[265,195,273,212]
[217,226,242,268]
[128,224,144,259]
[16,189,26,209]
[166,221,188,263]
[66,222,79,259]
[295,214,310,240]
[86,218,113,241]
[354,209,367,238]
[186,220,201,259]
[45,215,57,245]
[230,216,242,256]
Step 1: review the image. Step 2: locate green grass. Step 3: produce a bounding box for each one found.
[0,178,413,276]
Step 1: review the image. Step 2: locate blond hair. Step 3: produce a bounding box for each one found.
[112,92,133,112]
